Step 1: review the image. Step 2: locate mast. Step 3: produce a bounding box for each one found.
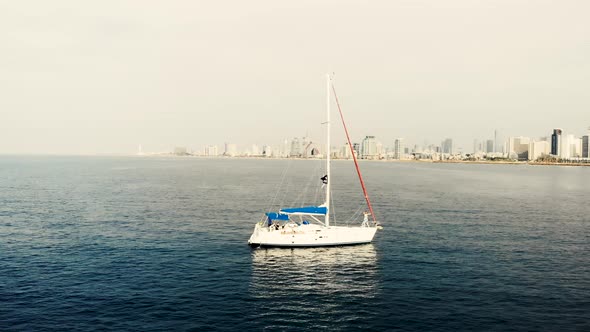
[325,74,331,227]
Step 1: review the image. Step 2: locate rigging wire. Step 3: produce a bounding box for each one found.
[267,158,293,216]
[291,158,320,206]
[331,82,378,223]
[346,206,364,225]
[290,169,305,207]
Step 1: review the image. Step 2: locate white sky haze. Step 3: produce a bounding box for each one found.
[1,0,589,154]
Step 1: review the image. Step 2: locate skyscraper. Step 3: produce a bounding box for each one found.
[204,145,218,156]
[494,129,497,153]
[486,140,494,153]
[376,141,384,159]
[583,135,589,158]
[361,136,378,159]
[560,134,572,159]
[394,138,404,159]
[281,139,291,158]
[341,142,352,159]
[528,140,550,161]
[290,137,301,157]
[572,137,582,158]
[551,128,562,156]
[508,136,530,160]
[441,138,453,154]
[353,143,361,157]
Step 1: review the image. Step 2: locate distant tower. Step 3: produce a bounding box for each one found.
[137,144,144,156]
[290,137,301,157]
[361,136,377,159]
[352,143,361,157]
[282,139,290,157]
[441,138,453,154]
[583,135,590,159]
[394,138,404,159]
[494,130,497,153]
[486,140,494,153]
[584,127,590,159]
[551,128,562,156]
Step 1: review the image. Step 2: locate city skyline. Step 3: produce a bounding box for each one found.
[1,1,589,155]
[151,125,590,162]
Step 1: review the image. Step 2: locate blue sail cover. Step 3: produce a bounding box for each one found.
[280,206,327,215]
[265,212,289,221]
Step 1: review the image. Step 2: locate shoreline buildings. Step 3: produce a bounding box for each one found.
[154,127,588,163]
[361,136,379,159]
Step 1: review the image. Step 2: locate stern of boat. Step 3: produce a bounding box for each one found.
[248,222,263,246]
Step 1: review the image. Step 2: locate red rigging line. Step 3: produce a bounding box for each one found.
[331,83,377,223]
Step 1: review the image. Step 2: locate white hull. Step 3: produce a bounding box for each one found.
[248,222,377,247]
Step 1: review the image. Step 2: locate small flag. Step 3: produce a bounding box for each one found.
[321,175,328,185]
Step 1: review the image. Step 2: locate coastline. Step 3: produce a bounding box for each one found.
[137,155,590,167]
[432,160,590,167]
[4,154,589,167]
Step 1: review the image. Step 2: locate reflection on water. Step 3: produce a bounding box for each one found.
[248,245,380,329]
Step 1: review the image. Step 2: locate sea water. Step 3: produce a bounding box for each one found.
[1,156,588,331]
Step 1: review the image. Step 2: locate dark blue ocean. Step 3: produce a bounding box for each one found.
[1,156,589,331]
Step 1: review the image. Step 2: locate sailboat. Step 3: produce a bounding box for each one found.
[248,74,381,247]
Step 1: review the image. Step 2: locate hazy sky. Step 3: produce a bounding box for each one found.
[1,0,589,154]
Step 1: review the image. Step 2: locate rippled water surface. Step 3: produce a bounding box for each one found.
[1,156,589,331]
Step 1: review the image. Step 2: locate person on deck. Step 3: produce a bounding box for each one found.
[362,211,370,227]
